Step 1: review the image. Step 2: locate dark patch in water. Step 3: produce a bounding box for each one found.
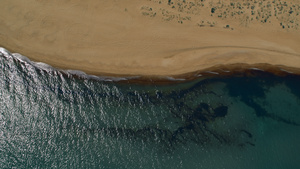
[223,71,300,126]
[214,106,228,117]
[64,100,252,150]
[284,75,300,100]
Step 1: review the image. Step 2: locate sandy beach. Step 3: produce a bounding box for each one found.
[1,0,300,77]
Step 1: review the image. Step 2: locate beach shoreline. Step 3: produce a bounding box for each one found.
[2,47,300,85]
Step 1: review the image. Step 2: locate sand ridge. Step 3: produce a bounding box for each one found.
[1,0,300,77]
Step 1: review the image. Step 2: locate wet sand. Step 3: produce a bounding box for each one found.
[1,0,300,78]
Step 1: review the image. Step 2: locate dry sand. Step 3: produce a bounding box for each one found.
[1,0,300,77]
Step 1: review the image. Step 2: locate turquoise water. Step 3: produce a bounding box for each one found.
[1,48,300,169]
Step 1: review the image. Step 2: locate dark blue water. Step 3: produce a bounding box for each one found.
[1,48,300,169]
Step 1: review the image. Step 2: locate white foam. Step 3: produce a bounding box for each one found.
[63,70,140,81]
[65,70,87,76]
[33,62,55,71]
[0,47,11,55]
[249,67,264,71]
[205,71,219,75]
[12,53,32,63]
[220,69,230,73]
[280,68,294,74]
[165,76,186,81]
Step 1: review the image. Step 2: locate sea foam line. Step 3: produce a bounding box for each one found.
[0,47,139,82]
[280,68,294,74]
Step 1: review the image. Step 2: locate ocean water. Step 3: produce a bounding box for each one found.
[1,48,300,169]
